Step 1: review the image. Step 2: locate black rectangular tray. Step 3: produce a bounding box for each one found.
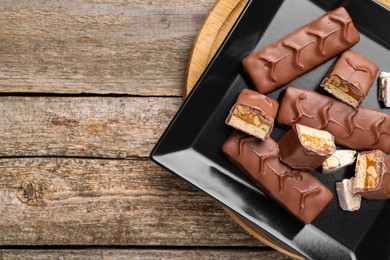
[151,0,390,259]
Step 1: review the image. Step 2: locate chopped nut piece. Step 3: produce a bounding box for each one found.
[367,152,376,162]
[253,116,261,127]
[367,166,377,178]
[322,150,356,173]
[226,89,278,140]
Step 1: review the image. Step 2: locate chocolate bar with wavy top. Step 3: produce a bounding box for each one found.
[277,86,390,153]
[242,7,360,94]
[222,131,333,224]
[278,124,336,171]
[321,50,378,109]
[225,89,279,140]
[354,150,390,200]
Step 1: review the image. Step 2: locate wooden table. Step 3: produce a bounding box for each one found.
[0,1,291,259]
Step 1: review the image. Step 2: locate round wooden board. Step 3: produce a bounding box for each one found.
[184,0,303,259]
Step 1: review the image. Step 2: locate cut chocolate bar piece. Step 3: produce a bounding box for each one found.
[379,71,390,107]
[322,150,356,173]
[321,50,379,109]
[277,86,390,153]
[242,7,360,94]
[354,150,390,200]
[336,178,361,211]
[222,131,333,224]
[226,89,278,140]
[278,124,336,171]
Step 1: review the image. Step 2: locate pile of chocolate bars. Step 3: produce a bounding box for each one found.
[222,7,390,224]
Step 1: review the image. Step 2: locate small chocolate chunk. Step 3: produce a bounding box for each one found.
[278,124,336,171]
[242,7,360,94]
[379,71,390,107]
[222,131,333,224]
[225,89,278,140]
[321,50,378,109]
[322,150,356,173]
[336,178,361,211]
[277,86,390,153]
[354,150,390,200]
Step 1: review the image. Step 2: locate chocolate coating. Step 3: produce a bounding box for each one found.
[277,86,390,153]
[222,131,333,224]
[354,150,390,200]
[236,89,279,119]
[242,7,360,94]
[226,89,279,139]
[321,50,379,108]
[278,124,336,171]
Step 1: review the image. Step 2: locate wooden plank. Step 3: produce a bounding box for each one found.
[0,157,261,246]
[0,96,181,158]
[0,0,215,95]
[0,249,291,259]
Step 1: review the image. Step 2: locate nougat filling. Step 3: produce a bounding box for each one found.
[324,75,363,108]
[298,124,335,151]
[230,105,271,139]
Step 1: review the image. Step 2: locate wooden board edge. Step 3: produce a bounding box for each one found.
[184,0,303,258]
[184,0,248,98]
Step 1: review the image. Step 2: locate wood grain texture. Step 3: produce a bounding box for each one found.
[0,249,292,260]
[0,0,216,95]
[185,0,248,96]
[0,157,260,246]
[378,0,390,8]
[0,96,181,158]
[183,1,300,258]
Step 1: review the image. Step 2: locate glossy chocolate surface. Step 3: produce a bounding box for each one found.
[222,131,333,224]
[226,89,279,139]
[321,50,379,107]
[243,7,360,94]
[236,88,279,119]
[278,125,336,171]
[152,1,390,258]
[277,86,390,153]
[354,150,390,200]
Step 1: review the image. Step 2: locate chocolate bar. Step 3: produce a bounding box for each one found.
[225,89,278,140]
[379,71,390,107]
[222,131,333,224]
[278,124,336,171]
[322,150,356,173]
[321,50,378,109]
[336,178,361,211]
[242,7,360,94]
[354,150,390,200]
[277,86,390,153]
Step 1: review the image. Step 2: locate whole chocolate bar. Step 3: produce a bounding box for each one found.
[222,131,333,224]
[278,124,336,171]
[277,86,390,153]
[321,50,379,109]
[225,89,279,140]
[354,150,390,200]
[242,7,360,94]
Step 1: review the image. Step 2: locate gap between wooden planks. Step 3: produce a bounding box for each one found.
[183,0,302,259]
[0,249,291,259]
